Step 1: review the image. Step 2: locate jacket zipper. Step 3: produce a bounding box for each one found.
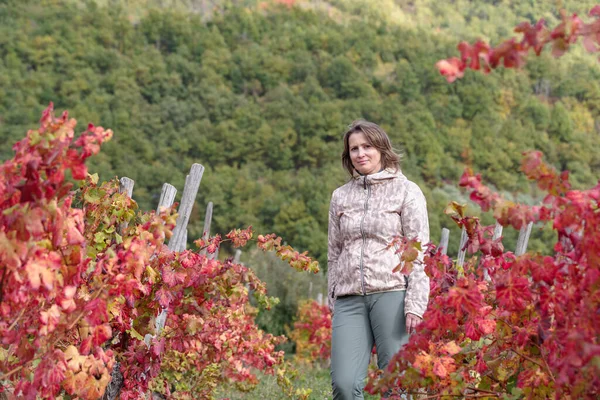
[359,176,371,295]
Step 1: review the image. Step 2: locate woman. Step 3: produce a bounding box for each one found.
[328,119,430,399]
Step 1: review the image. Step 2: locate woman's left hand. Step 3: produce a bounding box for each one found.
[406,313,422,334]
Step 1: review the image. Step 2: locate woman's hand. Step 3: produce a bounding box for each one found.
[405,313,422,334]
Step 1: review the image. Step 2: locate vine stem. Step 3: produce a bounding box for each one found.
[496,317,515,330]
[465,386,501,396]
[66,284,106,331]
[417,394,498,399]
[532,342,557,383]
[196,237,232,253]
[401,384,502,399]
[8,307,26,331]
[493,318,555,383]
[0,266,7,304]
[510,348,550,377]
[0,365,23,381]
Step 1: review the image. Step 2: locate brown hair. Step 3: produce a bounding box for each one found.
[341,119,401,176]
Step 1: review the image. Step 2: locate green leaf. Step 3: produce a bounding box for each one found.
[478,376,492,391]
[29,131,41,145]
[509,387,524,399]
[84,188,105,204]
[85,261,96,275]
[2,203,20,216]
[94,231,107,243]
[36,239,53,250]
[505,371,518,391]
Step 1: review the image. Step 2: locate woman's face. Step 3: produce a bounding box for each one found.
[348,132,382,175]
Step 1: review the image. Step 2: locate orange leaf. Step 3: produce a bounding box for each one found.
[442,341,462,356]
[435,58,465,83]
[433,359,448,378]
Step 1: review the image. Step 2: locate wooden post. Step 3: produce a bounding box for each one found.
[203,201,213,238]
[317,292,323,306]
[457,227,468,267]
[201,201,214,257]
[515,221,533,256]
[154,310,167,336]
[233,249,242,264]
[168,164,204,252]
[493,222,503,240]
[156,183,177,213]
[118,177,135,233]
[439,228,450,255]
[102,361,123,400]
[119,177,135,197]
[161,166,203,345]
[179,229,188,252]
[145,183,179,344]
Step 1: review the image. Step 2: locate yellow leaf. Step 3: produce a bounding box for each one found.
[496,365,510,382]
[145,265,158,283]
[127,327,144,341]
[444,201,467,219]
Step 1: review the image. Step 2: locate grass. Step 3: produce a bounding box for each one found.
[215,358,381,400]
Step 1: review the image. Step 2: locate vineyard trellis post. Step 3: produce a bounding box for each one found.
[157,183,177,213]
[201,201,214,257]
[440,221,533,264]
[168,164,204,252]
[103,164,206,400]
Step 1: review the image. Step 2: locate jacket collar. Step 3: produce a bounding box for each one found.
[352,167,405,185]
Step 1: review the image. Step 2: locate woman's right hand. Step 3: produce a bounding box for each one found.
[406,313,422,334]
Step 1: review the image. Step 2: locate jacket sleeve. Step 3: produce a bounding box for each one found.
[401,183,430,318]
[327,191,342,313]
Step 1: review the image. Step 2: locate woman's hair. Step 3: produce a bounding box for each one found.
[341,119,402,176]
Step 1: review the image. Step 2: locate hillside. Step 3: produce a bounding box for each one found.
[1,0,599,267]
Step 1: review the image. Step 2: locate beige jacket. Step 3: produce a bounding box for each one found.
[327,168,430,317]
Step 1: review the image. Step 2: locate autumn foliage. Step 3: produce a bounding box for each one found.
[436,5,600,82]
[288,300,332,365]
[0,104,318,399]
[365,150,600,398]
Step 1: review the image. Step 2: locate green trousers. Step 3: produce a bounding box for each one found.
[330,291,409,400]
